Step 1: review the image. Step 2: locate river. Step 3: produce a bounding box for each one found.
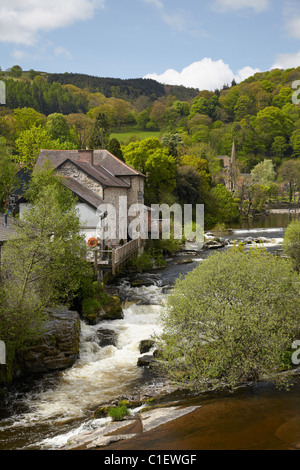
[0,212,299,451]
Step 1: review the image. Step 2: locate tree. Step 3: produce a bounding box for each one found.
[210,184,239,223]
[155,247,300,391]
[283,219,300,272]
[0,137,19,211]
[278,159,300,202]
[89,112,110,149]
[251,159,276,186]
[66,113,93,149]
[107,138,124,161]
[14,125,57,169]
[123,137,177,204]
[10,65,22,78]
[0,165,92,376]
[46,113,74,145]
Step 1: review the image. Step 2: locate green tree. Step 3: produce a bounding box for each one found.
[89,112,110,149]
[278,159,300,202]
[123,137,176,204]
[0,137,19,211]
[14,125,56,169]
[10,65,22,78]
[46,113,74,145]
[0,165,92,377]
[210,184,239,223]
[107,138,124,161]
[283,219,300,272]
[155,248,300,391]
[251,159,276,186]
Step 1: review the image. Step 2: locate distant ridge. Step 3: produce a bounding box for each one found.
[46,72,199,101]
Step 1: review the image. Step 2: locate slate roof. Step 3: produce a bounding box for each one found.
[36,149,145,180]
[57,159,130,189]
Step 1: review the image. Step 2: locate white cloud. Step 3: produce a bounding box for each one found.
[54,46,73,60]
[143,0,200,34]
[212,0,270,13]
[144,58,260,91]
[285,16,300,39]
[0,0,105,45]
[272,51,300,70]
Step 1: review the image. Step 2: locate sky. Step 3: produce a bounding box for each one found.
[1,0,300,91]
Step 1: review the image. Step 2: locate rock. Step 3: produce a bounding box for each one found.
[175,259,194,265]
[139,339,155,354]
[16,308,80,374]
[98,295,124,321]
[137,354,155,367]
[95,328,117,347]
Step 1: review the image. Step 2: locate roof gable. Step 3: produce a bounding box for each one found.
[63,177,104,209]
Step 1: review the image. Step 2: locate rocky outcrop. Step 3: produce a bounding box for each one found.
[16,308,81,374]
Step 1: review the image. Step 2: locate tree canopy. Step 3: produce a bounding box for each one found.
[155,247,300,391]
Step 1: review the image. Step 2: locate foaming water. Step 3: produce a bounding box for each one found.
[0,283,166,449]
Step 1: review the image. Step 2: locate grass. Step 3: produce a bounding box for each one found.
[110,126,162,144]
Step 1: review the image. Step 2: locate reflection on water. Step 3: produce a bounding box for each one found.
[230,211,299,230]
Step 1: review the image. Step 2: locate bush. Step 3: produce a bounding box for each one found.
[156,247,300,391]
[283,219,300,272]
[108,405,130,421]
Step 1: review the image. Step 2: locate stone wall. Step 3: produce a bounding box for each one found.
[58,161,104,199]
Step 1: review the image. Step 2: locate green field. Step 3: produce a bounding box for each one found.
[110,126,162,144]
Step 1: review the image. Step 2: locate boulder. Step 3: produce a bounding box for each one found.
[137,354,155,367]
[97,295,124,321]
[16,308,80,374]
[139,339,155,354]
[96,328,117,347]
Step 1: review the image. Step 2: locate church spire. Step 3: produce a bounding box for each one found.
[231,139,236,165]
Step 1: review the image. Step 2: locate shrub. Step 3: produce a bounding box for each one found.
[155,247,300,391]
[108,405,130,421]
[283,219,300,272]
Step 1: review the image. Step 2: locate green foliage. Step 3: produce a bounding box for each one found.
[108,405,130,421]
[210,184,240,224]
[283,219,300,272]
[89,111,110,149]
[129,253,154,272]
[123,137,177,204]
[251,159,276,186]
[0,137,19,211]
[0,166,92,372]
[156,248,300,391]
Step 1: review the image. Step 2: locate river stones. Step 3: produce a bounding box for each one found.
[139,339,155,354]
[95,328,117,347]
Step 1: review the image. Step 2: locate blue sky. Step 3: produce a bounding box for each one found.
[1,0,300,90]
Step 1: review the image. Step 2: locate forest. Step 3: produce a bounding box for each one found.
[1,65,300,228]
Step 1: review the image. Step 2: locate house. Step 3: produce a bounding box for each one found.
[18,149,146,246]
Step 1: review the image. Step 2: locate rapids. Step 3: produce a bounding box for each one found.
[0,216,299,450]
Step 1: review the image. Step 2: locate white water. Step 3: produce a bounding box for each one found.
[0,284,167,449]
